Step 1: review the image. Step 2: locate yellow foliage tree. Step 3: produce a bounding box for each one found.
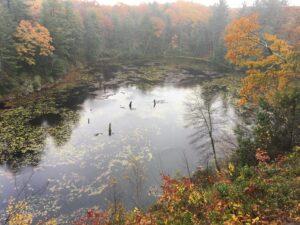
[7,201,33,225]
[14,20,54,66]
[6,199,57,225]
[225,14,298,105]
[43,218,58,225]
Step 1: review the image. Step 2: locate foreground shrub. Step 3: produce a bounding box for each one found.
[74,149,300,225]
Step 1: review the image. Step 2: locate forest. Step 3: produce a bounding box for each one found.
[0,0,299,224]
[0,0,297,95]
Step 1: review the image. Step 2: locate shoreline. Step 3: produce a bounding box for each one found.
[0,58,233,109]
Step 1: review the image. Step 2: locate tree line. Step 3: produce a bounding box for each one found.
[0,0,298,95]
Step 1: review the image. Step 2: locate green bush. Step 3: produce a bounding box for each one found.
[235,89,299,166]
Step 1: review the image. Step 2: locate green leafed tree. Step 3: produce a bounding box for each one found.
[83,10,104,64]
[40,0,83,75]
[0,3,18,74]
[209,0,229,64]
[254,0,288,33]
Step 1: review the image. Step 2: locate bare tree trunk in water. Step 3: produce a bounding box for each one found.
[190,96,221,172]
[197,103,220,172]
[208,130,220,172]
[207,104,221,172]
[182,150,192,179]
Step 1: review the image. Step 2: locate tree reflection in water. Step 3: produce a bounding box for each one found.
[185,84,237,170]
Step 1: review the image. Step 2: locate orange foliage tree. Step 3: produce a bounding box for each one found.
[225,14,298,105]
[165,1,210,25]
[150,17,165,38]
[14,20,54,66]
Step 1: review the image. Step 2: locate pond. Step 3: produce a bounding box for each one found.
[0,63,237,223]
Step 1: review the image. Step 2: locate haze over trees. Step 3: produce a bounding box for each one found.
[0,0,299,224]
[1,0,298,96]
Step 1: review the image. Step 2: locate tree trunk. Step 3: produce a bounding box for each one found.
[209,131,221,172]
[6,0,10,9]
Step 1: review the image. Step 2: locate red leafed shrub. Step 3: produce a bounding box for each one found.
[74,209,109,225]
[255,148,270,163]
[159,175,193,203]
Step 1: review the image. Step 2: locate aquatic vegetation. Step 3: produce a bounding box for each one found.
[114,65,169,89]
[0,93,80,171]
[0,107,46,169]
[0,64,238,223]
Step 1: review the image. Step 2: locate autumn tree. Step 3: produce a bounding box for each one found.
[164,1,210,56]
[225,13,298,105]
[6,200,33,225]
[226,13,299,164]
[14,20,54,66]
[1,0,298,97]
[165,1,210,25]
[0,0,34,73]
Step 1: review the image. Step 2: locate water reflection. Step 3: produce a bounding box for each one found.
[185,85,236,169]
[0,78,237,222]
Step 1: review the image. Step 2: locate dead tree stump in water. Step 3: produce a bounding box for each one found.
[129,101,132,110]
[109,123,112,136]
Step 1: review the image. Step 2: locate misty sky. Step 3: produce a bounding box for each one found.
[98,0,300,8]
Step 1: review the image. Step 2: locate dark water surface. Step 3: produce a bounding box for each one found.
[0,66,236,223]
